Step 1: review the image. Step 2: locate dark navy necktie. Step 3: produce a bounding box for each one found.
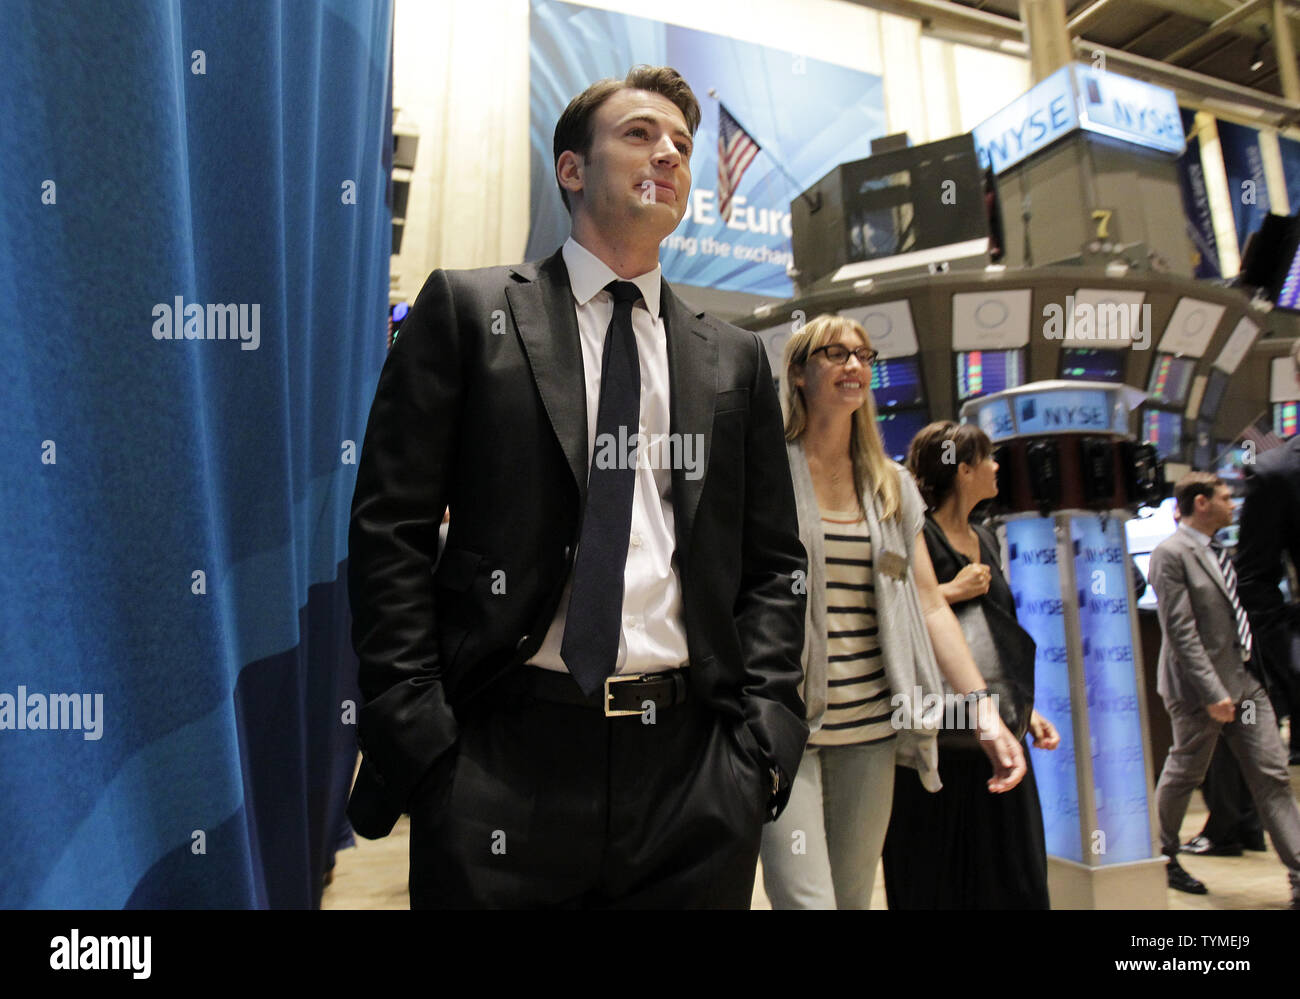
[561,280,643,695]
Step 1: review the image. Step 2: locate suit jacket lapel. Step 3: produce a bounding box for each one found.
[662,280,716,562]
[506,250,588,502]
[1184,532,1232,603]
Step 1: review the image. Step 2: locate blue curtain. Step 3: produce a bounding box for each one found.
[0,0,393,907]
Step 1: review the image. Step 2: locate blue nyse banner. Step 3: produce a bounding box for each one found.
[1177,107,1221,279]
[1217,119,1271,250]
[1279,134,1300,221]
[1071,515,1152,865]
[527,0,886,297]
[1005,517,1083,863]
[974,63,1183,174]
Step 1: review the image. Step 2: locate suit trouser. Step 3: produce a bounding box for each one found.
[406,677,767,908]
[1157,683,1300,895]
[758,739,897,909]
[1199,735,1262,845]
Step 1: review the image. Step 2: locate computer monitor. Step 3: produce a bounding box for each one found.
[1192,418,1213,469]
[1141,408,1184,461]
[876,409,930,462]
[955,348,1025,402]
[1277,244,1300,310]
[1240,213,1300,301]
[1216,443,1248,483]
[1275,400,1299,438]
[1125,495,1179,611]
[870,355,926,410]
[1146,353,1196,407]
[1059,346,1125,383]
[1199,367,1230,417]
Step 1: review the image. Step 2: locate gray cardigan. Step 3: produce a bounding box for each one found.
[786,438,945,791]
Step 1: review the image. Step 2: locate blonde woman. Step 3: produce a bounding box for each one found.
[758,315,1025,909]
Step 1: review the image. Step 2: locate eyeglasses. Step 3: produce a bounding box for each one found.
[810,344,878,367]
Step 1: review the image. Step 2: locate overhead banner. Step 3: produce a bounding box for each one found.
[1176,108,1221,279]
[1217,119,1271,250]
[1279,133,1300,220]
[527,0,886,297]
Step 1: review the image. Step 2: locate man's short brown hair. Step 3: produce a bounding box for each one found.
[1173,470,1224,518]
[552,65,701,213]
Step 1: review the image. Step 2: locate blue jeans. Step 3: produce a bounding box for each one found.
[759,739,897,909]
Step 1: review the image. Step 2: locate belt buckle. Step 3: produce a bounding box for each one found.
[604,673,647,718]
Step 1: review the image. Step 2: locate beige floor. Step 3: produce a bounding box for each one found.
[323,754,1300,911]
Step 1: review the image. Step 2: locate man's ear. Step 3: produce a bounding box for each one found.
[556,150,584,200]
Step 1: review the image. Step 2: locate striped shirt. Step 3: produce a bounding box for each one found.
[807,505,895,747]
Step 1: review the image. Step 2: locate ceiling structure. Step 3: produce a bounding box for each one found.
[852,0,1300,124]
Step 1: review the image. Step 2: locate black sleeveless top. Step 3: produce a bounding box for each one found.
[920,515,1015,618]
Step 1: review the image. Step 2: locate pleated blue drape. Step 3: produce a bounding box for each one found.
[0,0,393,907]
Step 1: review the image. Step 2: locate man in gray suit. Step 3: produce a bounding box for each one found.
[1150,471,1300,906]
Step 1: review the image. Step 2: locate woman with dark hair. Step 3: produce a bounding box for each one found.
[882,420,1060,909]
[759,319,1026,910]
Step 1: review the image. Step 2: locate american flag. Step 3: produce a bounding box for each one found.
[1240,412,1284,457]
[717,104,761,222]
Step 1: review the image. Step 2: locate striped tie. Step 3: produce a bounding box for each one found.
[1210,541,1253,664]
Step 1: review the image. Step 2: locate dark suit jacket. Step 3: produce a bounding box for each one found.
[1236,434,1300,631]
[1235,434,1300,696]
[346,248,808,837]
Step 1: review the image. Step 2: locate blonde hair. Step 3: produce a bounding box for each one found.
[781,314,900,522]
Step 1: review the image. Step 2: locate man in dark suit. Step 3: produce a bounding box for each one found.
[345,65,808,908]
[1150,472,1300,907]
[1236,343,1300,767]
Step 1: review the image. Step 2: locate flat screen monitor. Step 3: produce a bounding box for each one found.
[876,408,930,462]
[1141,408,1184,460]
[1216,442,1247,482]
[870,355,925,409]
[1059,346,1125,383]
[1240,213,1300,301]
[1146,353,1196,407]
[1275,400,1299,438]
[1132,553,1156,610]
[1126,496,1179,610]
[1192,418,1213,469]
[955,348,1025,402]
[1199,367,1230,417]
[847,171,913,261]
[1278,245,1300,310]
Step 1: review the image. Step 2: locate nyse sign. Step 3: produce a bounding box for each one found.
[1074,65,1184,156]
[974,63,1183,174]
[1072,514,1151,865]
[977,398,1016,442]
[1015,389,1110,435]
[973,65,1076,174]
[1005,516,1083,863]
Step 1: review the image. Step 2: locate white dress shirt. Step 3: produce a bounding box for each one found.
[528,237,689,676]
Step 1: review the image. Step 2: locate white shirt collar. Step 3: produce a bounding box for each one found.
[562,236,662,318]
[1178,522,1214,547]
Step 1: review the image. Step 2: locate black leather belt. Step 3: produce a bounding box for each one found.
[523,666,690,717]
